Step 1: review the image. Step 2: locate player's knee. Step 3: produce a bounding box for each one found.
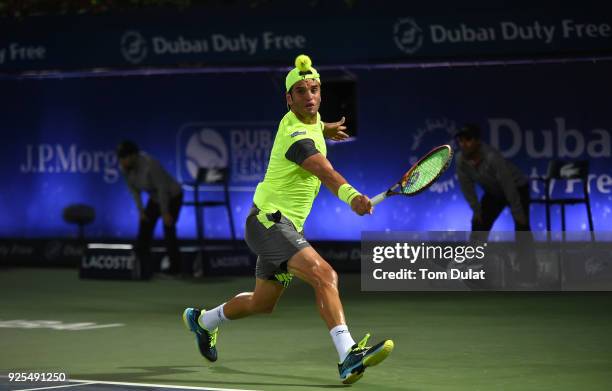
[326,268,339,290]
[311,264,338,291]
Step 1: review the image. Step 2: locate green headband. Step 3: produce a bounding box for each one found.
[285,54,321,92]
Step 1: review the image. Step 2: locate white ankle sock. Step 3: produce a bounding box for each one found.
[330,324,356,362]
[198,303,228,330]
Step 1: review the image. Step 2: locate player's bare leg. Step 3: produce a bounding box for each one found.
[223,278,285,319]
[183,278,284,362]
[287,247,345,329]
[288,247,394,384]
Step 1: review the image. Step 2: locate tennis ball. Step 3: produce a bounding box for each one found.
[295,54,312,72]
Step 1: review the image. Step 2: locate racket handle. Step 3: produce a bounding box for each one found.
[370,191,387,206]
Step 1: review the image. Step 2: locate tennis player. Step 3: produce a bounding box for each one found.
[182,55,394,384]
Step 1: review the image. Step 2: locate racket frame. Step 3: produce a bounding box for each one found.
[371,144,453,206]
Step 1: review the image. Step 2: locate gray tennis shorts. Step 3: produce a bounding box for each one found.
[244,206,311,284]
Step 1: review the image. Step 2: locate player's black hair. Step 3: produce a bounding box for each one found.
[454,124,481,140]
[116,140,139,158]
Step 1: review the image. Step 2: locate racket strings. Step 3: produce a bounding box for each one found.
[401,149,451,194]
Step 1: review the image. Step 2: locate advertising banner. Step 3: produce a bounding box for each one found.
[1,8,611,73]
[1,62,610,240]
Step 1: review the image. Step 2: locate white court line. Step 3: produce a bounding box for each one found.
[12,382,97,391]
[1,376,259,391]
[69,379,260,391]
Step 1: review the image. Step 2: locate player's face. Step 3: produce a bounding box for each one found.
[119,155,137,171]
[457,136,480,158]
[287,79,321,120]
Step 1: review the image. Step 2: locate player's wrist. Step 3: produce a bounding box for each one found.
[338,183,361,206]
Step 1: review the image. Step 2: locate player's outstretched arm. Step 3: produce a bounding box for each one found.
[301,153,372,215]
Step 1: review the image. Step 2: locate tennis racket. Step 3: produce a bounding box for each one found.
[371,144,453,206]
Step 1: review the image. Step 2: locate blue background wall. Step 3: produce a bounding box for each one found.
[1,61,611,240]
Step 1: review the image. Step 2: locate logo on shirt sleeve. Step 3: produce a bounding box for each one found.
[290,130,307,138]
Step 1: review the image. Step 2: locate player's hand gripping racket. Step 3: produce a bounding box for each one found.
[370,145,453,206]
